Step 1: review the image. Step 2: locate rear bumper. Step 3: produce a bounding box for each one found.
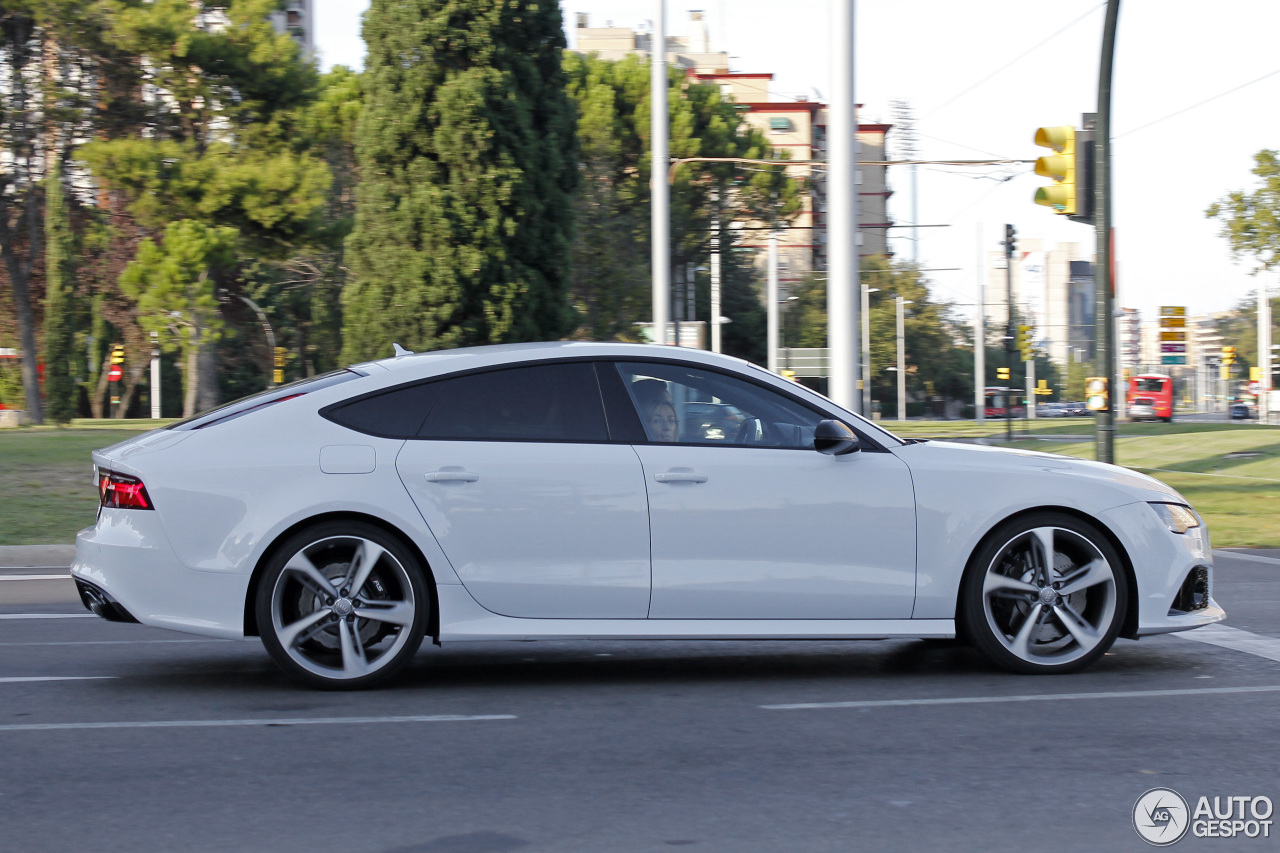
[72,510,250,640]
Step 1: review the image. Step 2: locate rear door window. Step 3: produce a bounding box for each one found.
[419,362,608,442]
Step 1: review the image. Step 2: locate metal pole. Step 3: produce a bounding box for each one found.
[827,0,859,412]
[896,295,906,420]
[975,223,985,424]
[1260,282,1272,424]
[911,163,919,265]
[1005,226,1014,443]
[1094,0,1120,462]
[673,265,682,347]
[710,186,722,353]
[686,262,695,340]
[149,331,161,419]
[861,283,873,416]
[767,229,779,371]
[237,295,277,388]
[1027,357,1036,421]
[651,0,670,346]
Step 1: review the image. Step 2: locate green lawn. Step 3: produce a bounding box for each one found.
[2,419,1277,548]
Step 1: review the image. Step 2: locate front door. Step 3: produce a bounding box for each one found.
[611,361,917,620]
[396,361,651,619]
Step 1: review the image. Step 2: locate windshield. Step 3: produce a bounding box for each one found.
[1134,378,1167,393]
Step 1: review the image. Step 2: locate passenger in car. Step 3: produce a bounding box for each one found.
[631,379,680,442]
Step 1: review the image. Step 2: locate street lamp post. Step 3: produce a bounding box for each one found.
[861,285,879,415]
[897,297,912,420]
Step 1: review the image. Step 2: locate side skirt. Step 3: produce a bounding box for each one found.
[435,585,952,642]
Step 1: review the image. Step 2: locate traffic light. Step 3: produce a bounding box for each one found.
[273,346,286,368]
[1221,346,1237,366]
[1016,325,1034,361]
[1004,224,1017,256]
[996,367,1011,381]
[1033,126,1077,216]
[1085,376,1108,411]
[1033,121,1095,224]
[110,344,125,365]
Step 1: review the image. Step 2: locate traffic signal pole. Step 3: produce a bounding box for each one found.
[1094,0,1120,463]
[1004,224,1015,443]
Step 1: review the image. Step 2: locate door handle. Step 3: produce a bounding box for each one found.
[425,470,479,483]
[654,471,708,484]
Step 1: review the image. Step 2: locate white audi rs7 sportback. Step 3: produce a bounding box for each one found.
[73,342,1223,688]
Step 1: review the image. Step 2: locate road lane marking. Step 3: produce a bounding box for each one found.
[0,714,517,733]
[0,566,71,571]
[0,613,96,620]
[761,684,1280,711]
[1213,549,1280,566]
[0,676,116,683]
[0,575,73,581]
[1173,624,1280,663]
[0,639,224,647]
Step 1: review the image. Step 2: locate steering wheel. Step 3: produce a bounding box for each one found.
[733,417,765,445]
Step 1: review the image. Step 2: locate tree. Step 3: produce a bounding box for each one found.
[1208,150,1280,271]
[41,161,75,422]
[119,221,237,417]
[342,0,579,362]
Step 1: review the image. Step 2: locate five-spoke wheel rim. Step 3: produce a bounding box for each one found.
[270,535,417,680]
[981,526,1117,667]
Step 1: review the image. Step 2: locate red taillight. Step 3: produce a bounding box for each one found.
[98,470,153,510]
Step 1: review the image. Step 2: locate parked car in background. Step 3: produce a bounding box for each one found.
[1230,402,1257,420]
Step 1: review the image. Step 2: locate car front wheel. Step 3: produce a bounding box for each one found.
[960,513,1128,675]
[257,522,429,689]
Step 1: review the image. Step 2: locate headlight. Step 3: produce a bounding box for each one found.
[1149,502,1200,534]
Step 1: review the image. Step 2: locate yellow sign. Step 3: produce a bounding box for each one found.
[1160,331,1186,342]
[1160,316,1185,328]
[1251,367,1262,382]
[1037,379,1048,390]
[1159,306,1186,317]
[273,369,284,385]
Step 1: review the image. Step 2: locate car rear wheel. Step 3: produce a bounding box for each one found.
[257,522,428,689]
[960,513,1128,675]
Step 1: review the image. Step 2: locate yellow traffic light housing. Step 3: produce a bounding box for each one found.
[1221,346,1237,366]
[1085,376,1108,411]
[1034,125,1078,216]
[996,367,1011,381]
[110,344,125,365]
[1016,325,1034,361]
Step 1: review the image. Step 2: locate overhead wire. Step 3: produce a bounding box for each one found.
[1114,68,1280,139]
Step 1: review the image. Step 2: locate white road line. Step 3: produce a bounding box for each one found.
[0,714,517,733]
[0,676,116,683]
[0,613,96,620]
[0,566,71,571]
[1174,624,1280,663]
[761,684,1280,711]
[0,575,72,581]
[0,639,223,647]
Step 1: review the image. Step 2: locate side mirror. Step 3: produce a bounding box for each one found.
[814,419,859,455]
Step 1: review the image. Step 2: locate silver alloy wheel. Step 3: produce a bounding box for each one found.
[269,535,418,681]
[980,526,1117,667]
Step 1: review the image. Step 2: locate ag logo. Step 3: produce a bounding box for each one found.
[1134,788,1190,846]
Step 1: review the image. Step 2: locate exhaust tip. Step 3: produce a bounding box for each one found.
[75,579,140,624]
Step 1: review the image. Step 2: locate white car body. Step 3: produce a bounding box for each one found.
[73,342,1222,660]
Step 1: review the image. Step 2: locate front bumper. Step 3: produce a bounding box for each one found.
[1100,501,1225,637]
[72,510,250,640]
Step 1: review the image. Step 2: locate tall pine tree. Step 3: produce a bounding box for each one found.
[342,0,578,362]
[41,161,76,422]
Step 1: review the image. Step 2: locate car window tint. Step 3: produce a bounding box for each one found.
[420,362,607,442]
[324,382,441,439]
[613,362,825,449]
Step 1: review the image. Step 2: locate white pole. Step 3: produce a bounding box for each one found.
[1027,357,1036,419]
[827,0,859,412]
[650,1,669,346]
[149,331,161,419]
[1260,282,1271,424]
[767,229,779,371]
[710,188,721,353]
[861,283,873,414]
[896,295,906,420]
[975,223,985,423]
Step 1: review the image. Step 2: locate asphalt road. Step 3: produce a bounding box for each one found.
[2,549,1279,852]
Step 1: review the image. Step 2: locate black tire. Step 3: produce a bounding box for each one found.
[256,521,429,689]
[959,512,1128,675]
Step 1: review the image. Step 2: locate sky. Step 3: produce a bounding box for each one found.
[313,1,1280,325]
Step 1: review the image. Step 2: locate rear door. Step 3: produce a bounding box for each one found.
[395,361,652,619]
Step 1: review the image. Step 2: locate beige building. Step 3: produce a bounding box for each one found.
[574,12,893,292]
[985,239,1094,371]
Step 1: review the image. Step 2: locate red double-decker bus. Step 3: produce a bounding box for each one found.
[1127,374,1173,422]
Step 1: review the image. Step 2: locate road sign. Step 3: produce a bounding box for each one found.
[1160,343,1186,353]
[1160,330,1186,342]
[1160,316,1185,328]
[1159,306,1186,317]
[107,365,123,382]
[1161,355,1187,365]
